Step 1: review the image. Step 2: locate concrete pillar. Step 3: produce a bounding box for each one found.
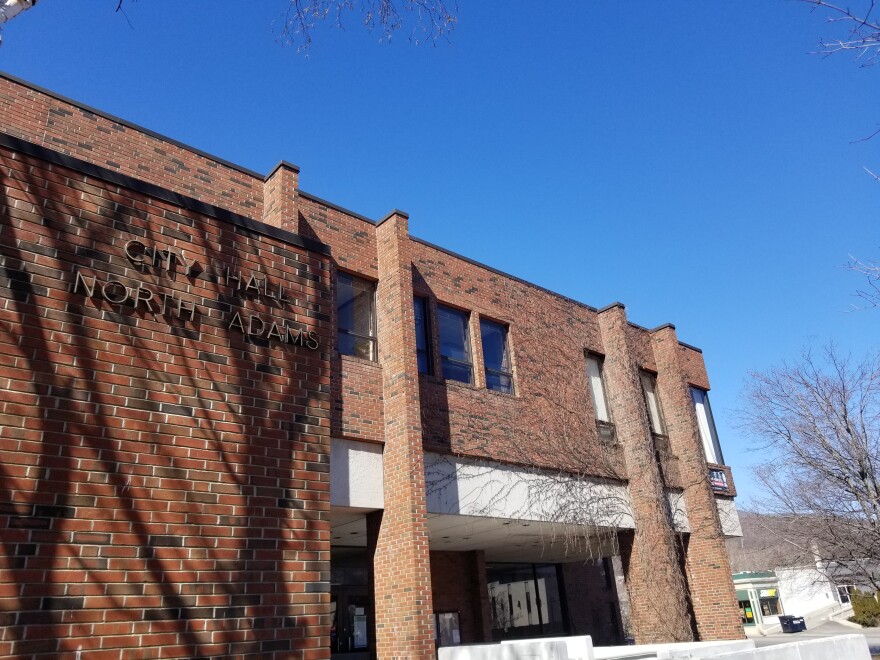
[597,303,694,643]
[651,325,744,641]
[372,210,435,659]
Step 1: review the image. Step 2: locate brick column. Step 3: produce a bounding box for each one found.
[597,304,694,643]
[651,326,744,641]
[471,550,493,643]
[372,210,435,659]
[263,160,299,230]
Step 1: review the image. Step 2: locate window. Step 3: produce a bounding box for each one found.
[337,273,376,360]
[586,353,615,443]
[414,296,432,375]
[837,585,855,604]
[640,372,666,436]
[480,319,513,394]
[690,387,724,465]
[640,371,670,456]
[759,589,782,616]
[438,305,473,384]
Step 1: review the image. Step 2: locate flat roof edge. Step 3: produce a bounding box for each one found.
[0,132,330,256]
[0,70,266,181]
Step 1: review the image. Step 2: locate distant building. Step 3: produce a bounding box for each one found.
[0,71,744,659]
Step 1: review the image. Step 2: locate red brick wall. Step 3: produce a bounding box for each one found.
[0,141,333,658]
[561,561,623,646]
[0,73,264,219]
[653,327,743,641]
[429,551,491,645]
[0,72,746,652]
[370,214,435,658]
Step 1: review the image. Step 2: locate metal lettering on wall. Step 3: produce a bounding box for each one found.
[71,240,320,348]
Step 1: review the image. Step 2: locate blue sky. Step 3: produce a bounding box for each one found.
[1,1,876,505]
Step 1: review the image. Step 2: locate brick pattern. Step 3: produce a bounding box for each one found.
[371,214,435,659]
[0,144,332,658]
[429,551,492,645]
[561,561,624,646]
[0,74,264,219]
[0,72,749,655]
[652,328,743,641]
[598,305,694,643]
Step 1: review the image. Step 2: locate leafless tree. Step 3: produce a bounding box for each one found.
[795,0,880,64]
[847,254,880,308]
[282,0,457,51]
[739,345,880,590]
[2,0,457,51]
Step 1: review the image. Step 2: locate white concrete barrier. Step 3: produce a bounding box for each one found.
[709,634,870,660]
[593,640,754,660]
[439,640,570,660]
[502,635,594,660]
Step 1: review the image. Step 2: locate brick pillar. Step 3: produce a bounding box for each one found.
[372,210,435,659]
[597,303,694,643]
[472,550,493,643]
[262,160,299,230]
[651,326,744,641]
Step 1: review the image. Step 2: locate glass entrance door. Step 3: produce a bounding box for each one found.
[331,547,373,659]
[331,588,372,659]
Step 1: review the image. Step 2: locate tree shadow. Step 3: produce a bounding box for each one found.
[0,141,331,657]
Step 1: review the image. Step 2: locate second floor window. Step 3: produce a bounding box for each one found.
[480,319,513,394]
[690,387,724,465]
[414,296,432,375]
[586,353,615,443]
[438,305,472,384]
[337,272,376,361]
[640,371,667,438]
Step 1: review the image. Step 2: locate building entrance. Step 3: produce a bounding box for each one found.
[331,547,373,659]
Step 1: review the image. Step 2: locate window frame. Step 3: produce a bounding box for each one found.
[336,271,377,361]
[640,371,670,456]
[585,352,616,444]
[413,295,433,375]
[480,317,514,394]
[437,304,473,384]
[690,386,725,465]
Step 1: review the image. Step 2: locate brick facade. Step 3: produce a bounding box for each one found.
[0,135,332,658]
[1,72,745,659]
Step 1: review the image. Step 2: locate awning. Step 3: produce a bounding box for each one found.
[736,590,751,601]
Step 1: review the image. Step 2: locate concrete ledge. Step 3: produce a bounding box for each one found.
[711,634,870,660]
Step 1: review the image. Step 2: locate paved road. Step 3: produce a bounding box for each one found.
[751,620,880,653]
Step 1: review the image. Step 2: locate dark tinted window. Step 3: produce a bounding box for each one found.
[337,273,376,360]
[480,319,513,394]
[438,305,472,384]
[414,296,432,375]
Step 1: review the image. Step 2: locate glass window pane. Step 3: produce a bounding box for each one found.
[640,372,665,434]
[438,306,471,364]
[337,273,376,360]
[414,297,429,351]
[586,355,610,422]
[442,360,472,384]
[414,297,432,375]
[480,320,509,372]
[690,387,723,464]
[486,371,512,394]
[339,333,375,361]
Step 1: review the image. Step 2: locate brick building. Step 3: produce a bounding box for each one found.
[0,71,744,659]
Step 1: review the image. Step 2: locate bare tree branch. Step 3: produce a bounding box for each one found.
[796,0,880,64]
[281,0,457,52]
[738,346,880,590]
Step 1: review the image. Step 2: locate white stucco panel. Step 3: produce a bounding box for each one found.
[424,452,635,529]
[330,438,384,509]
[716,496,743,538]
